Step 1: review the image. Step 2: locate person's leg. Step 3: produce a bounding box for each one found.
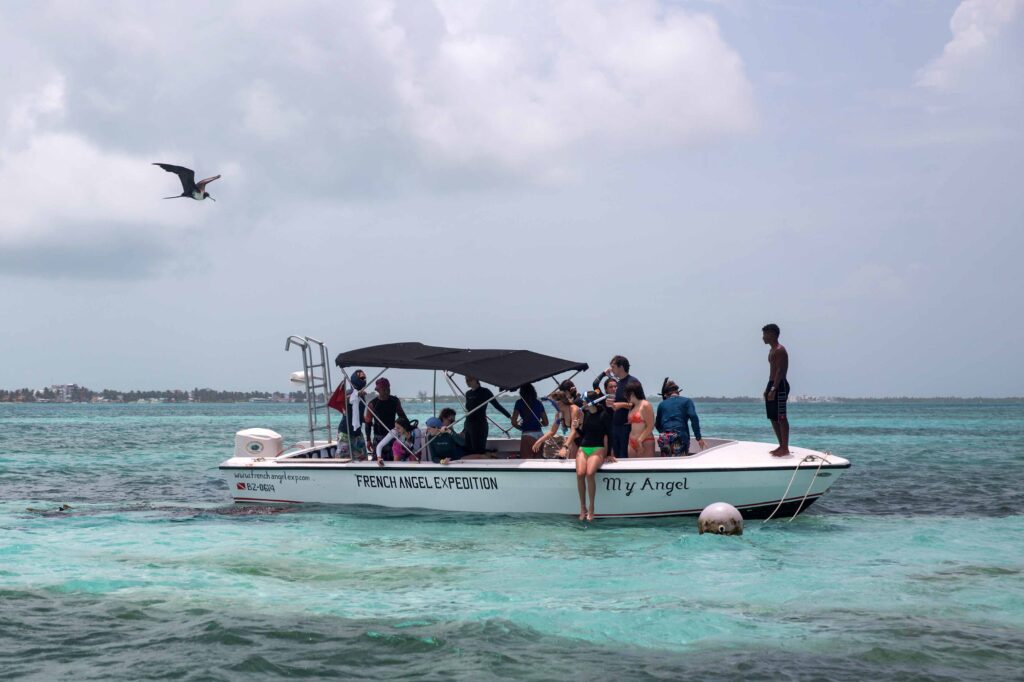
[641,438,656,457]
[766,390,783,453]
[776,383,790,454]
[768,420,782,453]
[585,450,604,520]
[520,435,536,459]
[464,422,484,455]
[612,425,627,459]
[575,452,587,519]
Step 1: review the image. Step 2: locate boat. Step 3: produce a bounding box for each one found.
[219,337,850,519]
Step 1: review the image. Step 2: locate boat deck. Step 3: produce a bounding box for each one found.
[226,438,850,472]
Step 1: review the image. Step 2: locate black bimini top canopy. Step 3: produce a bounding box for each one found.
[335,342,588,390]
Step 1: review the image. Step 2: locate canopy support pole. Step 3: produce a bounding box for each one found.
[338,366,430,462]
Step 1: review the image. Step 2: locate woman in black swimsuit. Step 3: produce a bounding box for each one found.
[575,390,616,521]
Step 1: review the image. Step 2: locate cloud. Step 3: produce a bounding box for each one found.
[0,228,177,280]
[240,80,307,140]
[916,0,1023,91]
[0,1,754,278]
[375,0,755,178]
[0,110,213,278]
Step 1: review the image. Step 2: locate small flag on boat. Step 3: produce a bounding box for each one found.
[236,482,246,490]
[327,383,348,413]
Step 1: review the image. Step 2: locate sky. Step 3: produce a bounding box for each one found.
[1,0,1022,397]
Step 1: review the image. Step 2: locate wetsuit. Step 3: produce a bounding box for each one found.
[463,386,512,455]
[610,373,635,458]
[765,380,790,422]
[427,431,465,463]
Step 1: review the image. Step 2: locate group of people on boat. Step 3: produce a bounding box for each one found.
[336,355,707,463]
[330,323,790,520]
[332,354,706,521]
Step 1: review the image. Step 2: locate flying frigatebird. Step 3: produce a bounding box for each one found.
[153,163,221,201]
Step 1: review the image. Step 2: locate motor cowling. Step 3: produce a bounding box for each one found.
[234,428,283,458]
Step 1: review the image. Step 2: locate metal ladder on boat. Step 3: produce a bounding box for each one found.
[286,335,333,446]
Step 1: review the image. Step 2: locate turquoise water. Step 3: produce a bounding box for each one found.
[2,401,1022,680]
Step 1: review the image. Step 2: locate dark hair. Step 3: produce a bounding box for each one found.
[519,383,537,401]
[558,380,578,397]
[621,378,645,401]
[548,390,570,405]
[661,378,679,396]
[610,355,630,373]
[439,407,456,421]
[762,323,781,337]
[604,377,617,391]
[395,417,414,433]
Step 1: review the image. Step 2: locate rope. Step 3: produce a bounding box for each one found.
[786,452,831,522]
[762,451,833,524]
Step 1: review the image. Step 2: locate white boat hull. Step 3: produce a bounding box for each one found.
[220,439,849,519]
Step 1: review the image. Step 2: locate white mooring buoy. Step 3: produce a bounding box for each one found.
[698,502,744,536]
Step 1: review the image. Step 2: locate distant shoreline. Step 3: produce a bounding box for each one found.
[2,394,1021,405]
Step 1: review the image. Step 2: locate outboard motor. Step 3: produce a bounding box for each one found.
[234,428,283,458]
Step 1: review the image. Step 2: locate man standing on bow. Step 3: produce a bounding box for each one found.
[762,323,791,456]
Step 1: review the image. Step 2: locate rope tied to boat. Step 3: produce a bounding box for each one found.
[762,451,834,523]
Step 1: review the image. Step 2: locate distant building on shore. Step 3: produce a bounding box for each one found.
[50,384,80,402]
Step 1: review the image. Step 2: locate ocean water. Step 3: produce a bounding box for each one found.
[1,400,1022,680]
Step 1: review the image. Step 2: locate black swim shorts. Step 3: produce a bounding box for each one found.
[765,380,790,421]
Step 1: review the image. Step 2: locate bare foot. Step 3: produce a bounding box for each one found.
[771,449,791,457]
[579,508,587,521]
[586,510,595,521]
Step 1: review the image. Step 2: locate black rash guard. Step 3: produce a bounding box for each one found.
[465,386,511,424]
[577,408,613,448]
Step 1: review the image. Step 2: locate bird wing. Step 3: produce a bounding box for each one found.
[153,163,196,192]
[196,174,221,190]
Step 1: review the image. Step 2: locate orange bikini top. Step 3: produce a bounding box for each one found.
[628,411,645,424]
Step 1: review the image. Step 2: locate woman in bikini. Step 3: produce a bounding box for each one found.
[532,390,581,459]
[622,379,656,457]
[575,390,616,520]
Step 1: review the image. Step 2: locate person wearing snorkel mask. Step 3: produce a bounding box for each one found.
[339,370,369,455]
[574,389,616,521]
